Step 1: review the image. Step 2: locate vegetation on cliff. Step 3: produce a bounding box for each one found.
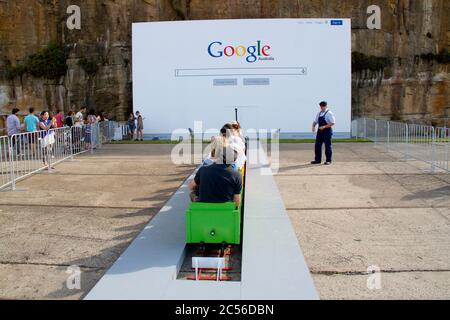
[5,43,68,81]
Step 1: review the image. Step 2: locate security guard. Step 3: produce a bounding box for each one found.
[311,101,336,165]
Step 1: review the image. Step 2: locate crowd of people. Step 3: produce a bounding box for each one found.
[4,106,110,138]
[3,106,110,166]
[189,121,246,207]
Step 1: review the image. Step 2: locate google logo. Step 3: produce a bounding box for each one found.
[207,41,271,63]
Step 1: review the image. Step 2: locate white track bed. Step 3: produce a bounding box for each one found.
[85,142,318,300]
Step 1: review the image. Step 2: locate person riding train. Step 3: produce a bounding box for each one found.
[189,145,242,208]
[221,122,246,170]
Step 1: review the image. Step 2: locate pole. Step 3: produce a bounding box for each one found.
[431,127,436,173]
[90,124,94,155]
[404,123,409,160]
[47,132,53,174]
[374,119,378,144]
[9,137,15,191]
[235,108,238,122]
[69,127,74,161]
[387,121,390,152]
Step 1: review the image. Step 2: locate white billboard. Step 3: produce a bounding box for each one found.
[132,19,351,138]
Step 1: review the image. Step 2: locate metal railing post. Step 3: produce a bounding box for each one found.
[47,131,53,173]
[69,127,74,161]
[386,121,390,152]
[374,119,378,144]
[431,127,436,173]
[9,137,16,191]
[364,118,367,139]
[90,124,94,155]
[404,123,409,160]
[98,124,102,149]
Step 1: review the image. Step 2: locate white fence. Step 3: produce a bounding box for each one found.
[352,118,449,172]
[0,121,128,191]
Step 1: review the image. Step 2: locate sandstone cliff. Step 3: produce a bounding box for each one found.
[0,0,448,126]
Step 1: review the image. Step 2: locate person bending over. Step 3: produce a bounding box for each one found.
[189,146,242,207]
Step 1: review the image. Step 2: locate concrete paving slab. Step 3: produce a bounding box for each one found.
[276,161,385,176]
[0,264,103,300]
[313,272,450,300]
[0,206,156,242]
[0,174,184,209]
[287,208,450,272]
[0,206,157,269]
[435,207,450,220]
[276,143,402,163]
[276,174,429,209]
[49,161,194,176]
[0,233,130,269]
[388,174,450,207]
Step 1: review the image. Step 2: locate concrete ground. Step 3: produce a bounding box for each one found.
[0,144,195,300]
[274,143,450,300]
[0,142,449,299]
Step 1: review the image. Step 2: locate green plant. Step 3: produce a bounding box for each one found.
[5,62,26,80]
[78,58,99,76]
[26,43,68,79]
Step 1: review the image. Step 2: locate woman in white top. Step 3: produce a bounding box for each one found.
[222,122,246,169]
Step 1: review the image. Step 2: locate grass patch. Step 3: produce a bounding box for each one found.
[110,138,373,145]
[110,140,181,145]
[269,138,373,143]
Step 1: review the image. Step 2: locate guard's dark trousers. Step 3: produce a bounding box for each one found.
[315,129,333,163]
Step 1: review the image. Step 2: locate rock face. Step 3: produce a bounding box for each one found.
[0,0,448,126]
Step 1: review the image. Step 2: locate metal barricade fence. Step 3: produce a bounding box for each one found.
[8,131,46,190]
[50,127,73,166]
[0,135,11,189]
[122,123,130,139]
[434,126,450,172]
[0,121,123,191]
[88,122,101,153]
[7,128,73,190]
[352,118,449,172]
[71,125,87,156]
[99,121,112,144]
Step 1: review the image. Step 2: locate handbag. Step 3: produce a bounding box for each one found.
[40,131,56,148]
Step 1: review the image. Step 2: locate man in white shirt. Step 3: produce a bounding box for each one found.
[75,106,86,127]
[311,101,336,165]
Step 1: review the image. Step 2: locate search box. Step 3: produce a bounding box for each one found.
[175,67,307,77]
